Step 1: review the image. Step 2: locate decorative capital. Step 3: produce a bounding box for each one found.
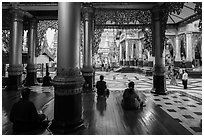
[30,18,38,29]
[151,6,162,21]
[10,8,24,22]
[82,4,94,21]
[26,64,37,72]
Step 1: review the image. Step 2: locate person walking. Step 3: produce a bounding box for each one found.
[182,69,188,89]
[170,68,178,86]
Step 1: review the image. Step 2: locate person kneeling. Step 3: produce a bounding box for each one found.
[10,88,49,134]
[122,81,144,110]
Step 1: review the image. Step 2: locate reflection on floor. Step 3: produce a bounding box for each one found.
[2,71,202,135]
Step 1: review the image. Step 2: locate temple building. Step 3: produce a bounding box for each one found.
[2,2,202,135]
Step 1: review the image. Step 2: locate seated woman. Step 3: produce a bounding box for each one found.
[96,75,109,97]
[42,72,52,86]
[122,81,144,110]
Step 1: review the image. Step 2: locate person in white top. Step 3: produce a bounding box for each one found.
[182,69,188,89]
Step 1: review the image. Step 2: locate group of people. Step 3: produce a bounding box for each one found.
[10,74,143,134]
[96,75,144,110]
[167,66,189,89]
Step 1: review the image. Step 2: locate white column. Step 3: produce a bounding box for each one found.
[186,32,193,62]
[125,40,129,61]
[119,43,123,61]
[175,35,181,61]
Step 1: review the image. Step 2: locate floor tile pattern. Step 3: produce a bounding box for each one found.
[95,71,202,135]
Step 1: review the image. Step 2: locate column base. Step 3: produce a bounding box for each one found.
[148,61,153,67]
[130,60,134,66]
[82,74,94,92]
[49,119,85,134]
[119,60,123,66]
[81,67,94,92]
[122,61,126,66]
[25,72,38,86]
[6,75,23,91]
[138,60,143,67]
[151,75,167,95]
[124,61,130,66]
[174,61,181,68]
[49,93,84,134]
[185,61,192,68]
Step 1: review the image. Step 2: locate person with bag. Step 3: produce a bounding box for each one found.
[96,75,110,97]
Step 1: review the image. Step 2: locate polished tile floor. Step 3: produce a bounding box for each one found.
[2,71,202,135]
[96,71,202,135]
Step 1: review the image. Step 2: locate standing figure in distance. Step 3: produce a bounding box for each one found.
[96,75,110,97]
[182,69,188,89]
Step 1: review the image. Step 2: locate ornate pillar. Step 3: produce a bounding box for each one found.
[138,40,143,67]
[119,43,123,66]
[7,8,24,91]
[25,18,38,86]
[174,35,181,67]
[186,32,193,68]
[130,43,134,66]
[151,6,166,95]
[125,40,130,66]
[49,2,85,134]
[81,4,94,92]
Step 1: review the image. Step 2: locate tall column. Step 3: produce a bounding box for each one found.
[81,4,94,92]
[49,3,85,134]
[151,6,166,95]
[125,40,130,66]
[186,32,193,68]
[7,8,24,91]
[25,18,38,86]
[138,40,143,67]
[174,35,181,67]
[119,43,123,66]
[130,44,134,66]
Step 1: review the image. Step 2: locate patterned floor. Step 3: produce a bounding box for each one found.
[27,71,202,135]
[95,71,202,135]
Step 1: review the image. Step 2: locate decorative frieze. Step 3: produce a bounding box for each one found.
[54,87,83,96]
[57,67,81,77]
[8,65,23,75]
[26,64,37,72]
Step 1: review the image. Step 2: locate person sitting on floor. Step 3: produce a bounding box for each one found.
[9,88,49,134]
[122,81,144,110]
[96,75,110,97]
[42,72,52,86]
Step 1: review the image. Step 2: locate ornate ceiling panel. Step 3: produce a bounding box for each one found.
[94,9,152,26]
